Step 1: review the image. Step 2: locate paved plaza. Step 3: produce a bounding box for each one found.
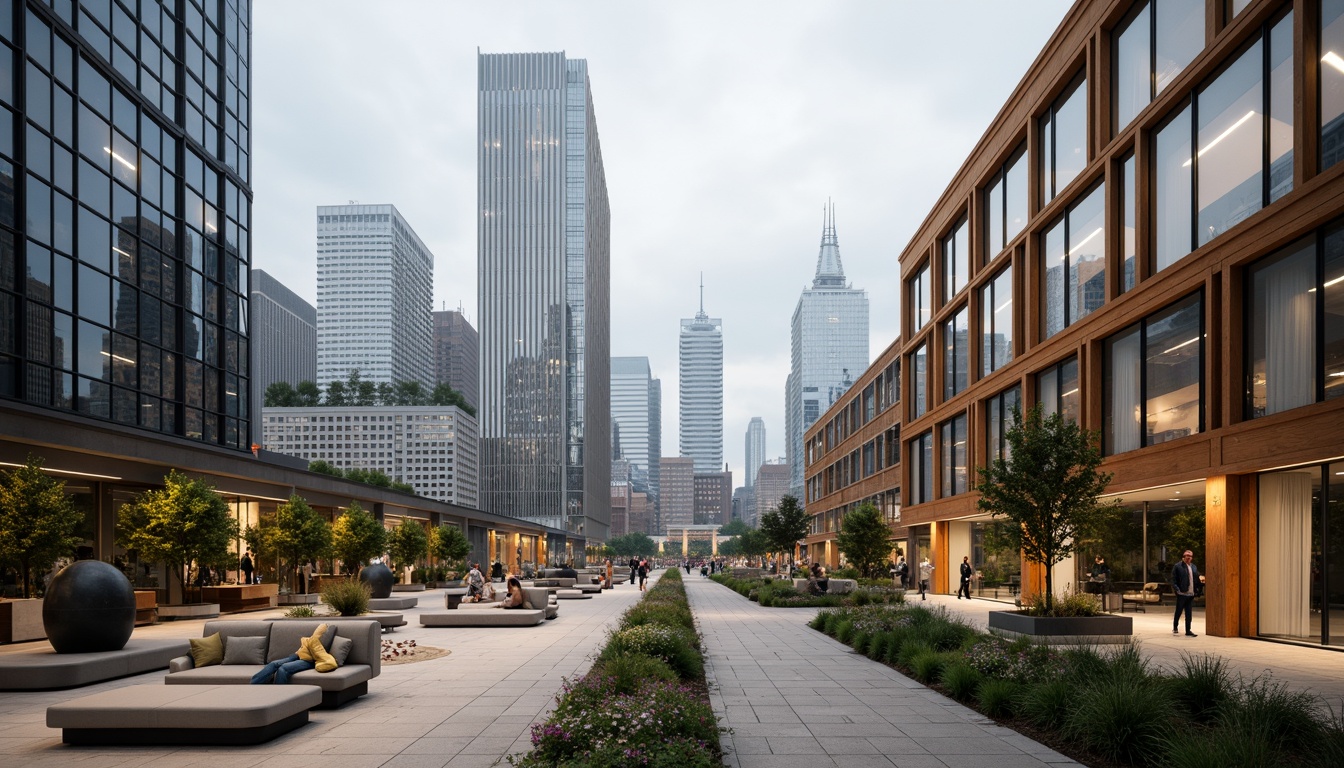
[3,574,1342,768]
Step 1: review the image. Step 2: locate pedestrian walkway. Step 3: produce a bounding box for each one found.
[0,578,649,768]
[686,578,1081,768]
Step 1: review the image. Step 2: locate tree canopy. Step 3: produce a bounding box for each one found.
[834,502,893,578]
[387,520,429,571]
[974,404,1116,613]
[760,495,809,564]
[430,525,472,567]
[264,369,476,416]
[330,501,387,574]
[718,519,752,536]
[248,494,330,592]
[0,456,84,598]
[605,532,657,557]
[116,470,238,601]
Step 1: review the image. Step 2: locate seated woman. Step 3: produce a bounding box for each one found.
[811,563,829,595]
[501,575,526,609]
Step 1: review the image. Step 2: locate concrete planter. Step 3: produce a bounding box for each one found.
[157,603,221,621]
[391,583,426,592]
[0,599,46,643]
[988,610,1132,644]
[277,593,320,606]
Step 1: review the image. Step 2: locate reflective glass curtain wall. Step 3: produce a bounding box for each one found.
[1105,292,1204,454]
[1260,463,1344,646]
[0,0,252,450]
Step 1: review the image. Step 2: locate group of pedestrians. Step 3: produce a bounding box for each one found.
[628,557,650,591]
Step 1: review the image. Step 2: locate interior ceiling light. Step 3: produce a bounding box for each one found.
[1184,110,1256,167]
[1324,51,1344,75]
[0,461,122,480]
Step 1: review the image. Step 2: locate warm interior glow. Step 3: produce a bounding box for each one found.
[0,461,122,480]
[1324,51,1344,75]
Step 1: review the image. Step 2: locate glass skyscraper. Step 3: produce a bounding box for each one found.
[477,51,610,547]
[611,356,657,496]
[679,286,723,474]
[0,0,253,451]
[315,203,433,388]
[786,203,869,497]
[745,416,765,488]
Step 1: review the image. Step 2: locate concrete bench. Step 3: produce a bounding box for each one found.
[368,596,419,611]
[165,619,380,709]
[0,638,188,691]
[530,578,577,588]
[47,683,320,745]
[420,609,546,627]
[451,587,556,619]
[555,590,593,600]
[791,578,859,595]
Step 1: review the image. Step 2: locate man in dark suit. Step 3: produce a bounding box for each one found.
[1171,549,1203,637]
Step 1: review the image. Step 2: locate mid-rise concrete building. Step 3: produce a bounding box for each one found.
[754,462,793,526]
[694,469,733,526]
[262,405,478,508]
[433,309,478,410]
[251,270,317,392]
[658,457,695,533]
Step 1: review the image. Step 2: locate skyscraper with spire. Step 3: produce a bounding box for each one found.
[679,278,724,474]
[786,202,870,500]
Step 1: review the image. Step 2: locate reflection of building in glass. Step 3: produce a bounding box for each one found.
[477,52,610,547]
[786,203,869,501]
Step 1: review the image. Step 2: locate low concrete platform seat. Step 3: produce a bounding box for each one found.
[530,577,577,588]
[165,619,380,709]
[0,638,188,691]
[47,683,320,745]
[453,587,556,619]
[420,609,545,627]
[791,578,859,595]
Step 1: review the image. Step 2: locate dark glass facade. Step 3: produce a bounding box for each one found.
[0,0,251,450]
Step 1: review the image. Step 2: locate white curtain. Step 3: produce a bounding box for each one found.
[1109,330,1141,453]
[1258,472,1312,637]
[1262,245,1315,415]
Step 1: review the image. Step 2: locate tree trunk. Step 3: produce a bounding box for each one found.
[20,560,30,599]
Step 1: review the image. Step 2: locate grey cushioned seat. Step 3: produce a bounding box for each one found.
[420,609,545,627]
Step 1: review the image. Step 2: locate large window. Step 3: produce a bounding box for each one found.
[943,216,969,302]
[1258,463,1344,646]
[986,386,1021,465]
[1323,0,1344,170]
[910,262,931,332]
[944,306,968,400]
[1113,0,1205,132]
[981,266,1013,376]
[1121,153,1137,292]
[1246,222,1344,418]
[940,413,968,497]
[1037,356,1080,423]
[909,431,933,505]
[1105,292,1204,454]
[984,144,1027,263]
[911,343,927,419]
[1040,73,1088,205]
[1042,182,1106,339]
[1154,13,1295,271]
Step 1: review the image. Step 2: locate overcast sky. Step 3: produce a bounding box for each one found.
[251,1,1073,486]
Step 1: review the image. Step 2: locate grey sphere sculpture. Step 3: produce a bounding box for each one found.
[359,563,394,598]
[42,560,136,653]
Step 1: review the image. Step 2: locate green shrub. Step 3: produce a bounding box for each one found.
[1160,725,1277,768]
[851,631,872,655]
[1061,644,1108,683]
[808,612,827,631]
[850,589,871,606]
[1219,675,1321,753]
[1165,653,1232,720]
[910,648,946,684]
[977,678,1022,718]
[866,632,889,662]
[1065,678,1173,765]
[940,661,983,702]
[1314,705,1344,768]
[1020,588,1102,617]
[883,629,908,665]
[321,578,371,616]
[834,620,856,645]
[1018,678,1076,729]
[598,653,678,696]
[897,639,933,670]
[623,601,694,632]
[602,624,703,680]
[918,618,977,652]
[285,604,316,618]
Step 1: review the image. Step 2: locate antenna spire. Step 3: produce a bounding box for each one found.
[699,272,704,314]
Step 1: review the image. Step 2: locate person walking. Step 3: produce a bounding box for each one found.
[918,558,934,601]
[637,558,649,591]
[894,556,909,589]
[958,556,973,600]
[240,549,254,585]
[1171,549,1204,637]
[466,562,486,602]
[629,556,639,587]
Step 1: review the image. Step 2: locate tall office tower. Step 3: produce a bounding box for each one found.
[433,309,479,409]
[744,417,766,488]
[755,462,793,526]
[610,460,631,538]
[251,270,316,392]
[648,377,662,520]
[0,0,252,450]
[732,486,753,524]
[315,204,434,387]
[611,357,656,494]
[658,456,694,534]
[693,469,732,526]
[786,203,870,500]
[477,52,611,544]
[679,283,723,473]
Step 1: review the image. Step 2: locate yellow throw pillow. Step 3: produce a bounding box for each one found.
[309,637,338,673]
[189,632,224,668]
[295,623,329,662]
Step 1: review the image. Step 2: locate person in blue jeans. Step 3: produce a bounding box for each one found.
[250,654,314,685]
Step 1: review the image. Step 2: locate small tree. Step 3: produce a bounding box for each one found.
[0,457,84,598]
[718,519,751,536]
[834,502,893,579]
[263,495,331,592]
[430,525,472,571]
[386,520,429,574]
[116,470,238,603]
[330,501,387,575]
[737,528,769,564]
[606,533,657,557]
[760,495,809,571]
[975,405,1116,613]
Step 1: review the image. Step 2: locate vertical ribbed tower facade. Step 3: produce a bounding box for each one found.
[478,52,611,548]
[611,356,656,494]
[315,204,434,387]
[679,282,724,474]
[786,203,870,499]
[745,416,766,488]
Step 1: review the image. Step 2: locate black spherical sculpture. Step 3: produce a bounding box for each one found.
[359,563,394,599]
[42,560,136,654]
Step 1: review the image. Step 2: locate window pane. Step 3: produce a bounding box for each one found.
[1054,77,1088,197]
[1156,104,1192,271]
[1043,217,1066,338]
[1038,365,1060,417]
[1249,237,1315,417]
[1155,0,1204,94]
[1115,3,1151,131]
[1268,12,1294,203]
[912,263,931,332]
[1070,183,1106,322]
[1324,0,1344,170]
[913,343,927,418]
[1005,145,1027,242]
[1324,225,1344,399]
[1061,357,1080,424]
[1197,40,1264,245]
[944,217,968,302]
[1105,326,1142,454]
[986,176,1003,258]
[982,266,1013,376]
[944,307,968,399]
[1145,293,1202,443]
[1122,155,1137,292]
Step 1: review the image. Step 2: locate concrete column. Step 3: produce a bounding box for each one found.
[682,529,689,553]
[712,531,718,556]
